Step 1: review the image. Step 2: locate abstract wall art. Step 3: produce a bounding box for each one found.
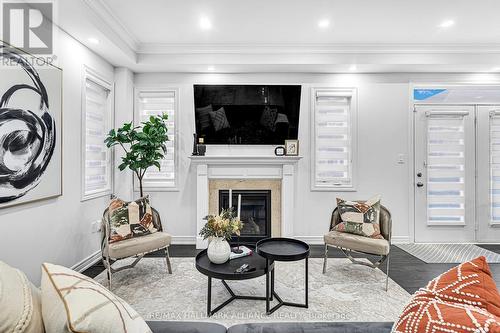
[0,42,62,208]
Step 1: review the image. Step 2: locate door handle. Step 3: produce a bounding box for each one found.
[416,182,424,187]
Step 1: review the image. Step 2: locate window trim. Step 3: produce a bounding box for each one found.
[310,87,358,192]
[133,87,179,192]
[81,66,114,201]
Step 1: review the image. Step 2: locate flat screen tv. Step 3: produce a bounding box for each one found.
[194,84,301,144]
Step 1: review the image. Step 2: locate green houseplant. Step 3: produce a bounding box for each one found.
[105,114,169,197]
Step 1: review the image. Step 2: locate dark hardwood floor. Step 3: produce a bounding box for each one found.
[83,244,500,295]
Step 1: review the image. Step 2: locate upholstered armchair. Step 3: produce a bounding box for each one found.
[101,207,172,289]
[323,204,392,291]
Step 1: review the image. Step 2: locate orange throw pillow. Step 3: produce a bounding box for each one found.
[393,256,500,333]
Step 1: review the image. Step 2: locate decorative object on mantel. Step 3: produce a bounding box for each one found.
[105,114,169,197]
[199,208,243,264]
[274,146,286,156]
[197,137,207,156]
[192,133,198,156]
[285,140,299,156]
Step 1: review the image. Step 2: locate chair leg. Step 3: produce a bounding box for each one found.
[385,253,390,292]
[322,244,328,274]
[165,247,172,274]
[105,256,112,290]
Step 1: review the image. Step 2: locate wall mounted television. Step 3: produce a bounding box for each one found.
[193,84,301,145]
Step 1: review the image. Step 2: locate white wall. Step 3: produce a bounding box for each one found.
[132,73,440,244]
[0,29,115,284]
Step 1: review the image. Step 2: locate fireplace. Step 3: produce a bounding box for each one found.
[219,190,271,243]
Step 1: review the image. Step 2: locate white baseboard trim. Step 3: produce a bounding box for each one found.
[391,236,411,244]
[171,236,197,245]
[295,235,412,245]
[71,251,101,273]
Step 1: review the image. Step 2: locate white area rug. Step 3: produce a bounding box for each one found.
[396,243,500,264]
[94,258,410,327]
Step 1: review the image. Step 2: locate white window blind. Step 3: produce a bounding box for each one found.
[137,90,177,189]
[490,112,500,224]
[426,113,466,225]
[312,89,355,190]
[83,77,112,199]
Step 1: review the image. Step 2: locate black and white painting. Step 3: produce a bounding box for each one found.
[0,42,62,208]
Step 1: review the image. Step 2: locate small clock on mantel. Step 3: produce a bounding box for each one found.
[274,146,286,156]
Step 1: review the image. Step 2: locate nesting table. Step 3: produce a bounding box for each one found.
[195,238,310,316]
[256,237,310,314]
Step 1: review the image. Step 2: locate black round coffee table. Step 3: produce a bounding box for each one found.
[256,237,310,315]
[195,245,274,317]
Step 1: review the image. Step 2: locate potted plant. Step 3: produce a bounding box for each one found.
[105,114,169,197]
[199,209,243,264]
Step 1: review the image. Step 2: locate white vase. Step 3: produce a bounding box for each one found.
[207,237,231,264]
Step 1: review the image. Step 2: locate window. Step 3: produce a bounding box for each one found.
[490,111,500,224]
[82,68,113,200]
[311,88,357,191]
[135,89,178,190]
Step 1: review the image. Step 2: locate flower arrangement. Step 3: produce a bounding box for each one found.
[199,208,243,240]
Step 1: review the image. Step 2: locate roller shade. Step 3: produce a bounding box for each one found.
[137,90,176,188]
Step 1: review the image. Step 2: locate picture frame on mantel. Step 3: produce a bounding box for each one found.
[285,140,299,156]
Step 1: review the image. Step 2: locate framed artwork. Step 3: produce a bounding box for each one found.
[285,140,299,156]
[0,41,62,208]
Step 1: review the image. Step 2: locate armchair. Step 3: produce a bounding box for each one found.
[101,206,172,289]
[323,204,392,291]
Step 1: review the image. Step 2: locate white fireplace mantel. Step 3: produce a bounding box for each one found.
[190,155,302,248]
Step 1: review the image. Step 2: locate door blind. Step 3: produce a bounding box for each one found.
[426,114,466,225]
[137,90,176,188]
[490,112,500,224]
[83,79,112,197]
[313,91,353,188]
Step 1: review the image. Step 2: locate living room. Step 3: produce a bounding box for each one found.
[1,0,500,332]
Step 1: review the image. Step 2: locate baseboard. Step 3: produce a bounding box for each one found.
[391,236,411,244]
[171,236,197,245]
[71,251,101,273]
[294,236,324,245]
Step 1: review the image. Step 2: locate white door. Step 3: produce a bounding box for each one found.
[414,105,476,243]
[476,105,500,242]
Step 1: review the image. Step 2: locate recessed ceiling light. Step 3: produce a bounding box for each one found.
[439,20,455,28]
[349,64,357,71]
[88,37,100,44]
[199,16,212,30]
[318,19,330,28]
[207,66,215,71]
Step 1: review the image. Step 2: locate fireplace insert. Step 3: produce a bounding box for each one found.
[219,190,271,243]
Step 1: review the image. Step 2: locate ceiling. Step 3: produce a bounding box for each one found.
[57,0,500,73]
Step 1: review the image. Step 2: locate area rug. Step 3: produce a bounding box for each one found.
[94,258,410,327]
[396,243,500,264]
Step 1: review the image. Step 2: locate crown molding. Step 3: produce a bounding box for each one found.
[81,0,139,51]
[138,42,500,55]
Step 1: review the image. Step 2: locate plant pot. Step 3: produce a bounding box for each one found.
[207,237,231,264]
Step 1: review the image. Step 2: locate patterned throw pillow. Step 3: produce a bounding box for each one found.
[41,263,152,333]
[108,196,157,243]
[393,256,500,333]
[260,106,278,131]
[195,105,213,131]
[209,107,230,132]
[333,195,382,239]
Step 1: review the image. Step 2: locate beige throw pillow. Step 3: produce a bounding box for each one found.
[41,263,151,333]
[0,261,44,333]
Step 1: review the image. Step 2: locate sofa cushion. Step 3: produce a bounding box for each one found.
[41,263,152,333]
[108,195,157,243]
[228,322,393,333]
[393,256,500,333]
[324,230,390,255]
[107,231,172,259]
[147,321,227,333]
[0,261,44,333]
[334,196,383,239]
